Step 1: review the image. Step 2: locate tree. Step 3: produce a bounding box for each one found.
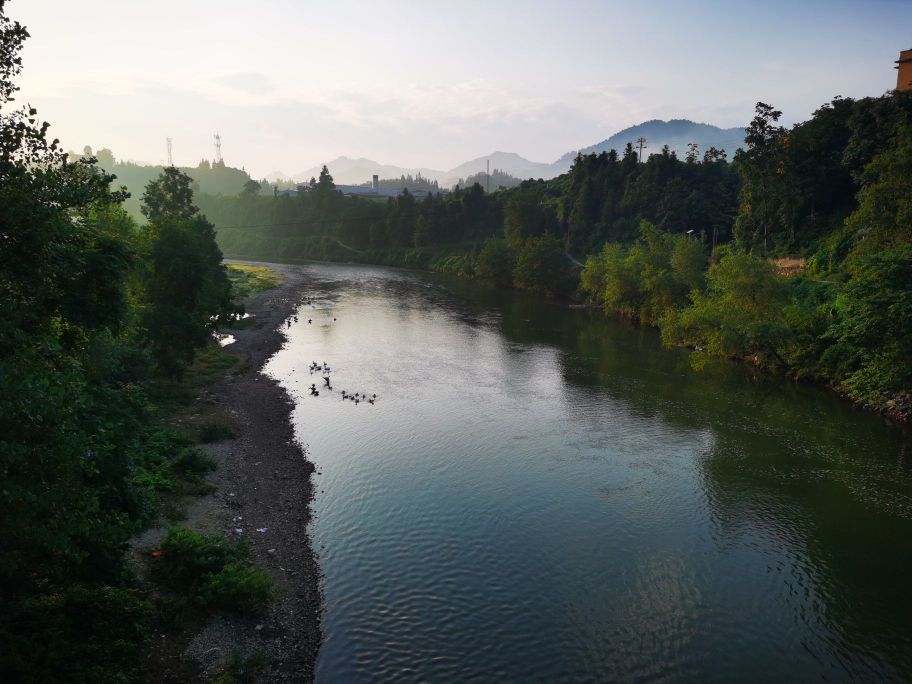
[475,237,514,287]
[733,102,787,251]
[0,4,150,678]
[315,164,335,194]
[241,178,261,200]
[413,214,429,248]
[142,215,232,377]
[843,125,912,260]
[503,185,556,250]
[140,169,235,377]
[140,166,197,223]
[822,246,912,404]
[662,249,791,368]
[512,235,567,295]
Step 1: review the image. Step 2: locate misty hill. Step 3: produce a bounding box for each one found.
[73,148,254,220]
[444,152,555,186]
[294,120,747,189]
[294,157,444,186]
[555,119,747,171]
[457,168,523,191]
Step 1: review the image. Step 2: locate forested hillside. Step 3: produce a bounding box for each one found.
[73,146,254,220]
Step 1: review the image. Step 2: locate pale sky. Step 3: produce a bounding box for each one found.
[10,0,910,177]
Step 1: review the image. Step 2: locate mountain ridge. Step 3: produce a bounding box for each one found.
[283,119,747,186]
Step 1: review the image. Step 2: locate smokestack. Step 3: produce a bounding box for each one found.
[372,174,379,193]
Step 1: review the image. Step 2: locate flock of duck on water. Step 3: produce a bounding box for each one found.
[288,297,378,406]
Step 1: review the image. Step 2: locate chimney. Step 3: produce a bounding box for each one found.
[372,174,379,193]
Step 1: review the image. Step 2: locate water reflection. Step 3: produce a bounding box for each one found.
[267,263,912,682]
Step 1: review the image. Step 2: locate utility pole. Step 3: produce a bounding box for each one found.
[636,136,647,163]
[214,132,223,164]
[166,137,173,166]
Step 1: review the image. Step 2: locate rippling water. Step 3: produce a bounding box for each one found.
[265,263,912,682]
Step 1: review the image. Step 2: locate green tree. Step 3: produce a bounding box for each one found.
[0,5,150,678]
[413,214,429,248]
[140,166,197,223]
[141,170,234,377]
[844,125,912,261]
[241,178,261,200]
[822,246,912,404]
[662,249,791,369]
[733,102,787,252]
[475,237,514,287]
[316,164,335,194]
[512,235,567,295]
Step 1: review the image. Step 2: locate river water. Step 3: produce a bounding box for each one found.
[264,263,912,682]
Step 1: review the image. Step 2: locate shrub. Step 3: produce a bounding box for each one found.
[152,528,275,614]
[202,561,276,614]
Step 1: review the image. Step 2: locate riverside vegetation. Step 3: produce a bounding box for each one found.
[194,96,912,421]
[0,5,278,681]
[2,0,911,678]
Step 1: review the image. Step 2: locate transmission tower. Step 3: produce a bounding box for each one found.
[486,159,490,193]
[214,133,223,164]
[166,137,173,166]
[636,136,647,163]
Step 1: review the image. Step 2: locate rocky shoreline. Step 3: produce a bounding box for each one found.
[142,263,321,682]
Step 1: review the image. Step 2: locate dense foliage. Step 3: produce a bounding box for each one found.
[0,3,241,678]
[581,96,912,415]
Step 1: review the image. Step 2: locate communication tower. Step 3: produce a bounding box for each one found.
[214,133,223,164]
[166,137,173,166]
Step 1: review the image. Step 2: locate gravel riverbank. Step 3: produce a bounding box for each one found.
[142,263,321,682]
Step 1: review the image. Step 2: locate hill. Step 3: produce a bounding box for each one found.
[295,120,748,189]
[555,119,746,171]
[293,156,444,186]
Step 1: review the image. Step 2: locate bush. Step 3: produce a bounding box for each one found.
[203,561,276,613]
[132,430,215,518]
[152,528,275,614]
[1,584,148,684]
[661,249,791,369]
[475,238,514,287]
[513,235,568,295]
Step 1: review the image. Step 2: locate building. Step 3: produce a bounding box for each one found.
[896,49,912,91]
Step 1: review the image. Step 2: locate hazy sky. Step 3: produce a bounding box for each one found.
[11,0,910,177]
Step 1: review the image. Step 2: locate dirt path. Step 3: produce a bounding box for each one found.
[142,263,321,682]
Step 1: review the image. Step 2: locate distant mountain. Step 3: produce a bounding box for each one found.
[264,170,293,183]
[443,151,556,187]
[292,119,747,189]
[555,119,746,172]
[293,156,443,185]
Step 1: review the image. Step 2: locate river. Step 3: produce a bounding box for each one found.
[264,262,912,682]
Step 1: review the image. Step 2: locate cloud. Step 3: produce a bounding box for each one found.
[213,71,275,96]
